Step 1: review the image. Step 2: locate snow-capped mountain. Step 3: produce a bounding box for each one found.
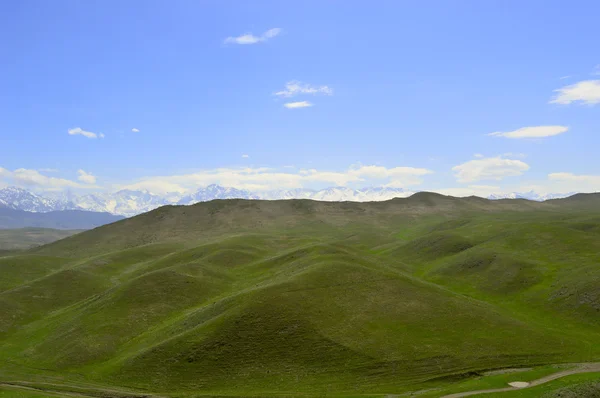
[256,188,316,200]
[0,187,79,212]
[302,186,414,202]
[43,189,172,217]
[487,191,576,201]
[356,187,415,201]
[178,184,260,205]
[75,190,172,217]
[0,185,580,217]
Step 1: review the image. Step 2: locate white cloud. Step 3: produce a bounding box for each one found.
[225,34,261,45]
[560,75,572,80]
[224,28,281,45]
[77,169,96,184]
[549,172,599,182]
[550,80,600,105]
[262,28,281,39]
[119,164,433,195]
[275,81,333,98]
[488,125,568,139]
[452,156,530,183]
[68,127,102,139]
[348,165,432,186]
[241,154,250,158]
[474,153,484,158]
[440,173,600,198]
[131,128,140,133]
[284,101,313,109]
[39,168,59,173]
[493,172,600,196]
[592,65,600,76]
[0,167,99,191]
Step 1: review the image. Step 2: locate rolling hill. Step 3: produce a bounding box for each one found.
[0,193,599,397]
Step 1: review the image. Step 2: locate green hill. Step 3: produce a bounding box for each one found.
[0,194,599,397]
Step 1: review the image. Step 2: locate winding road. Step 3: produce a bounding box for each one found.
[440,362,600,397]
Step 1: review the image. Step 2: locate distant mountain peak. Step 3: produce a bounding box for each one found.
[0,185,582,217]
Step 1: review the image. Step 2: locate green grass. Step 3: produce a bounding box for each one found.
[416,364,576,397]
[480,372,600,397]
[0,195,599,396]
[0,388,58,397]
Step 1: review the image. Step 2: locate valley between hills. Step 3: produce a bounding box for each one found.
[1,192,599,397]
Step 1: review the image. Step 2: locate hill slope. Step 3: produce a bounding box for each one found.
[0,193,599,396]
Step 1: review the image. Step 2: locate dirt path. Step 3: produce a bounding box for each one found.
[440,362,600,397]
[0,380,167,398]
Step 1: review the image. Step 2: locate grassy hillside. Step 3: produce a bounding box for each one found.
[0,194,599,397]
[0,228,83,251]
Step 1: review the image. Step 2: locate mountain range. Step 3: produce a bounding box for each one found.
[0,185,577,217]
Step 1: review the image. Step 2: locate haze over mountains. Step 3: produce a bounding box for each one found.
[0,206,124,230]
[0,185,577,217]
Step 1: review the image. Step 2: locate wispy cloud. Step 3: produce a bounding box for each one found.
[241,154,250,158]
[0,167,99,190]
[77,169,96,184]
[224,28,282,45]
[452,155,530,183]
[119,164,433,195]
[550,80,600,105]
[275,81,333,98]
[39,168,59,173]
[559,75,572,80]
[131,128,140,133]
[68,127,103,139]
[546,172,600,193]
[548,172,600,183]
[284,101,313,109]
[488,125,568,139]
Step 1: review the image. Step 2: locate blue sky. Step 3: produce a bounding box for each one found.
[1,0,599,196]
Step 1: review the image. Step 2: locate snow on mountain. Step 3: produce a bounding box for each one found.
[178,184,259,205]
[0,185,580,217]
[74,190,171,217]
[538,192,577,200]
[257,188,317,200]
[0,187,77,212]
[487,191,576,201]
[308,187,359,201]
[355,187,415,201]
